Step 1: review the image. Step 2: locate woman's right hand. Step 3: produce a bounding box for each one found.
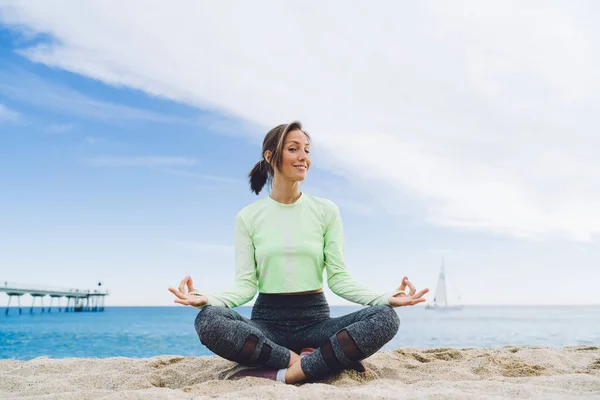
[168,275,208,307]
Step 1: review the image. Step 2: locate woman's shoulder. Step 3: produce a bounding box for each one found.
[235,192,339,220]
[236,196,269,220]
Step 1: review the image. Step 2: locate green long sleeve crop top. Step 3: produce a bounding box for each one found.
[192,192,400,308]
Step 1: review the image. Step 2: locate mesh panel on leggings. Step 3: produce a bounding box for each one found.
[257,343,272,364]
[337,329,365,362]
[320,340,343,371]
[237,334,259,362]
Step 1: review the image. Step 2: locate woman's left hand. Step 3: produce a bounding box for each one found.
[388,276,429,307]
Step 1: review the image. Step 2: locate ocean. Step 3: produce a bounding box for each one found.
[1,305,599,360]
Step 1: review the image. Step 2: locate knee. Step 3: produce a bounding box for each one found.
[194,306,227,341]
[373,305,400,338]
[194,307,209,341]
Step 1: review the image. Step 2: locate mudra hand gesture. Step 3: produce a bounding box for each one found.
[388,276,429,307]
[168,275,208,307]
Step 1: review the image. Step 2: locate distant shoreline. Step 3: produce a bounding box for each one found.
[4,304,600,308]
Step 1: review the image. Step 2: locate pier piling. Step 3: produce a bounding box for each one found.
[2,282,109,316]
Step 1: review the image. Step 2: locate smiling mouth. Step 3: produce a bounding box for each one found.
[293,165,307,170]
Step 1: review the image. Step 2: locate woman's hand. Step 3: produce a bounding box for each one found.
[388,276,429,307]
[168,275,208,307]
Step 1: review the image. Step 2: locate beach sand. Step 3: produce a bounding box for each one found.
[1,346,599,399]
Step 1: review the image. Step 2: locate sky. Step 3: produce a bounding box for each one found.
[0,1,598,306]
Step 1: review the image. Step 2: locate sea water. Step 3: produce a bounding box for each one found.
[1,305,598,360]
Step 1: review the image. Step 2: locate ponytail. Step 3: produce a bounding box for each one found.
[248,159,270,195]
[249,121,307,195]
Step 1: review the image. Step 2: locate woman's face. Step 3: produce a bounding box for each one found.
[277,129,311,182]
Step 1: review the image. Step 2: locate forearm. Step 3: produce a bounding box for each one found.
[190,276,257,309]
[328,271,401,306]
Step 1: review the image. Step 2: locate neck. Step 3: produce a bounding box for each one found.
[269,175,302,204]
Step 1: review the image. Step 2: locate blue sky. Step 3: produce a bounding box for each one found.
[1,2,598,306]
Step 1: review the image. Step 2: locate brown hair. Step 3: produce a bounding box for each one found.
[248,121,310,195]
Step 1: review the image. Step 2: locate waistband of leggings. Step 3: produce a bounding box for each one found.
[253,292,329,308]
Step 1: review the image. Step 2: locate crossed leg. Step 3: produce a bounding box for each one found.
[194,306,293,370]
[288,305,400,380]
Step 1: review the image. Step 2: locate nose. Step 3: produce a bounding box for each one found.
[298,149,309,159]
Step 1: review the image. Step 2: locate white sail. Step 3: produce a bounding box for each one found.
[433,261,448,306]
[426,258,462,310]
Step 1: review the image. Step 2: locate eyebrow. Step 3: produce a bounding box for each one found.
[285,140,310,146]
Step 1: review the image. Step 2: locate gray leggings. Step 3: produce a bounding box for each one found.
[194,292,400,379]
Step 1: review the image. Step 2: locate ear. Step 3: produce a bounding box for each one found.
[263,150,272,164]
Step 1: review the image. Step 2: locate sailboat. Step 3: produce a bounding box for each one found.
[425,258,463,310]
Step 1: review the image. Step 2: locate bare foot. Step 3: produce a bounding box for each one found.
[285,354,308,384]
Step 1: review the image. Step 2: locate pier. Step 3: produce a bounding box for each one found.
[1,282,109,315]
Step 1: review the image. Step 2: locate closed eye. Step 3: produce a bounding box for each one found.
[289,147,310,154]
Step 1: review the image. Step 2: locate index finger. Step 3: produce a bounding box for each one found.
[178,276,189,293]
[406,279,417,296]
[187,276,197,293]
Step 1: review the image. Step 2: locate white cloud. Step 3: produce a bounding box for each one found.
[85,156,197,167]
[0,68,197,125]
[157,167,243,184]
[0,103,20,122]
[426,249,458,256]
[2,1,599,241]
[45,123,74,134]
[306,184,379,216]
[85,136,103,145]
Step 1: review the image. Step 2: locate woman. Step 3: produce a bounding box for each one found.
[168,121,428,384]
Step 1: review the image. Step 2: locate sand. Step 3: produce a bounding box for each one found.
[1,346,599,399]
